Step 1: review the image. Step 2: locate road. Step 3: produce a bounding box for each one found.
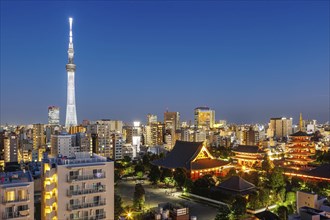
[116,180,218,220]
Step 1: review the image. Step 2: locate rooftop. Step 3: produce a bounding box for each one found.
[43,152,112,167]
[0,170,33,185]
[290,131,312,137]
[232,145,265,154]
[217,175,256,192]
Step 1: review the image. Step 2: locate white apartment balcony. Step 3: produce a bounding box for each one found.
[67,186,106,196]
[68,212,106,220]
[67,172,106,182]
[2,210,30,219]
[67,199,106,211]
[2,195,30,204]
[45,168,56,177]
[45,182,56,191]
[45,211,56,219]
[45,196,56,206]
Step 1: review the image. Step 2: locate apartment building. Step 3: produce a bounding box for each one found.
[0,171,34,220]
[41,152,114,220]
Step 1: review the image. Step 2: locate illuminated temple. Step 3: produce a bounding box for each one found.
[152,141,230,179]
[232,145,266,168]
[285,131,315,168]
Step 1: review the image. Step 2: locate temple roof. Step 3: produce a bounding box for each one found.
[217,175,256,192]
[191,158,229,170]
[255,210,280,220]
[290,131,312,137]
[232,145,265,154]
[151,140,229,170]
[307,164,330,179]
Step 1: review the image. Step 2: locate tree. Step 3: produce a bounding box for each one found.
[134,163,145,178]
[183,178,194,193]
[148,165,161,184]
[277,206,288,220]
[215,204,231,220]
[225,168,236,179]
[133,184,145,210]
[173,168,187,189]
[268,167,286,190]
[160,168,173,182]
[262,155,274,172]
[123,156,132,163]
[232,196,247,217]
[114,194,124,219]
[285,191,296,206]
[248,191,262,209]
[194,174,215,188]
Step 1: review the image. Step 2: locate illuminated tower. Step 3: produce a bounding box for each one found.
[65,17,78,127]
[299,113,304,131]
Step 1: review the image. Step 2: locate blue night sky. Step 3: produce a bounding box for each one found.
[1,1,329,125]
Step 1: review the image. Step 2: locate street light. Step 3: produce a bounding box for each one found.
[126,211,132,219]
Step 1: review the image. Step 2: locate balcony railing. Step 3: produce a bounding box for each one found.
[2,195,30,204]
[67,187,106,196]
[67,199,106,211]
[67,173,106,182]
[45,168,56,177]
[69,213,106,220]
[2,210,30,219]
[45,196,56,206]
[45,182,56,191]
[46,211,56,219]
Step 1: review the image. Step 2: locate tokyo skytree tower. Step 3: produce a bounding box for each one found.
[65,18,78,127]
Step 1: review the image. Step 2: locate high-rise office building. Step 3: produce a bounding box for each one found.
[4,132,18,163]
[65,18,78,127]
[194,107,215,129]
[164,111,180,130]
[242,127,259,146]
[48,106,60,125]
[88,120,123,158]
[41,152,114,220]
[269,117,293,138]
[164,111,180,149]
[51,133,80,157]
[33,123,45,161]
[147,114,158,125]
[0,171,34,220]
[112,133,123,161]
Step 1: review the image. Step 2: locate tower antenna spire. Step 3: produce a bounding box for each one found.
[65,17,78,127]
[69,17,73,44]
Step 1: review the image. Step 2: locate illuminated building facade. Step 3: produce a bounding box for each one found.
[51,133,80,158]
[152,141,230,180]
[48,106,60,125]
[33,123,45,161]
[232,145,265,168]
[3,132,18,163]
[269,117,293,138]
[41,152,114,220]
[194,107,215,129]
[0,171,34,220]
[164,111,180,149]
[65,18,78,128]
[285,131,315,167]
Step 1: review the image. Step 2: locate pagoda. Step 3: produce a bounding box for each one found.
[285,131,315,168]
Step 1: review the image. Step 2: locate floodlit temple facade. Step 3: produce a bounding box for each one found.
[285,131,315,168]
[152,141,230,180]
[232,145,266,168]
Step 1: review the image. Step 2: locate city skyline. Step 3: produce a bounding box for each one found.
[1,1,329,124]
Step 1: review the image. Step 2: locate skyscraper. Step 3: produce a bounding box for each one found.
[194,107,215,129]
[65,17,78,127]
[48,106,60,125]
